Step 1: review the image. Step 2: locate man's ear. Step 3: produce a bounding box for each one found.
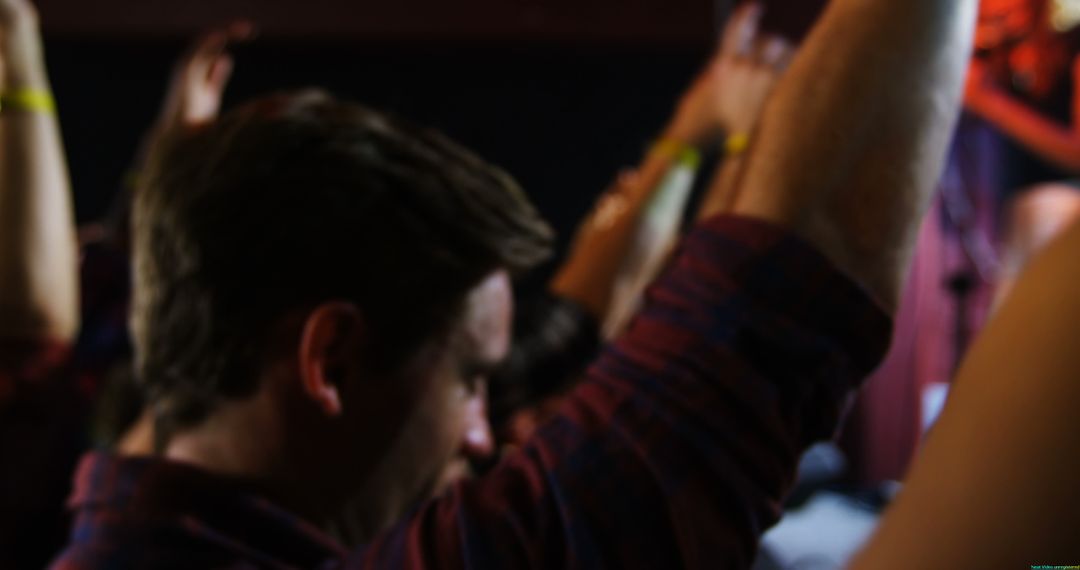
[298,302,365,417]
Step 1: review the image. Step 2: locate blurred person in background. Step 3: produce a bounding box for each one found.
[852,141,1080,570]
[492,10,792,446]
[0,0,81,566]
[965,0,1080,306]
[0,3,251,564]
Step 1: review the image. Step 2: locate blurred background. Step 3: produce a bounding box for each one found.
[42,0,711,245]
[36,0,827,268]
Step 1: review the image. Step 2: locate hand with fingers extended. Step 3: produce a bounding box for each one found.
[0,0,47,91]
[664,2,793,146]
[157,21,255,130]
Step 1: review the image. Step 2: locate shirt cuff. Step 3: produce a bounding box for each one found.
[686,214,893,384]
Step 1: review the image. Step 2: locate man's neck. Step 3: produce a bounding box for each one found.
[164,399,279,478]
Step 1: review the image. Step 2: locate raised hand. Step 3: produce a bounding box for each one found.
[664,3,793,145]
[713,7,794,135]
[157,21,255,130]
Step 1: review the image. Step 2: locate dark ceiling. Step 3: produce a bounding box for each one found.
[35,0,719,44]
[34,0,827,45]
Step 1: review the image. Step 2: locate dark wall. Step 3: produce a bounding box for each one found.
[41,0,826,276]
[35,0,717,43]
[46,39,705,268]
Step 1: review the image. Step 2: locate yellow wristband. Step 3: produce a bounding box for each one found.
[650,138,702,170]
[724,132,750,157]
[0,89,57,115]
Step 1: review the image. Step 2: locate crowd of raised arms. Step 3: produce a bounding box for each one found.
[1,0,1079,567]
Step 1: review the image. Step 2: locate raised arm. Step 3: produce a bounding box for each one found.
[124,22,252,192]
[732,0,977,312]
[551,3,789,337]
[602,5,791,338]
[963,55,1080,174]
[851,215,1080,569]
[695,5,791,220]
[0,0,77,341]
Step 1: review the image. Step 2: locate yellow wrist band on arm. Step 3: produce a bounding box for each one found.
[724,132,750,157]
[650,138,702,170]
[0,89,57,115]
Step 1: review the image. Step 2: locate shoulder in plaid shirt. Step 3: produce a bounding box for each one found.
[44,215,890,569]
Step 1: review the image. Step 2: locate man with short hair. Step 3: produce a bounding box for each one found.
[129,91,553,536]
[48,0,977,567]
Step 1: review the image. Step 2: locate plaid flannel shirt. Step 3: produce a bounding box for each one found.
[48,215,891,569]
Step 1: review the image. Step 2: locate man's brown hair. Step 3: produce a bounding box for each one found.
[131,90,553,434]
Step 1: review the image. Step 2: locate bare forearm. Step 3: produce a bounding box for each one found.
[852,219,1080,568]
[556,3,788,321]
[733,0,976,312]
[698,154,745,221]
[550,149,682,319]
[0,62,78,340]
[602,158,696,337]
[969,89,1080,174]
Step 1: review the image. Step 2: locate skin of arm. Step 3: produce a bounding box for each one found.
[731,0,977,313]
[0,0,78,342]
[548,154,683,322]
[696,23,792,221]
[850,216,1080,569]
[991,182,1080,310]
[697,153,746,220]
[964,55,1080,174]
[600,162,696,338]
[551,4,789,335]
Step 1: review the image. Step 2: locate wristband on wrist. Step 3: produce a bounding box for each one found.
[0,89,56,115]
[650,138,702,170]
[724,132,751,157]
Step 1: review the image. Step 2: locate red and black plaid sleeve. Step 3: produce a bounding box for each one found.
[343,215,893,569]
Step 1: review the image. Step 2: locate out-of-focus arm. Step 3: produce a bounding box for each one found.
[733,0,976,312]
[0,0,77,342]
[991,183,1080,311]
[553,4,790,337]
[852,217,1080,569]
